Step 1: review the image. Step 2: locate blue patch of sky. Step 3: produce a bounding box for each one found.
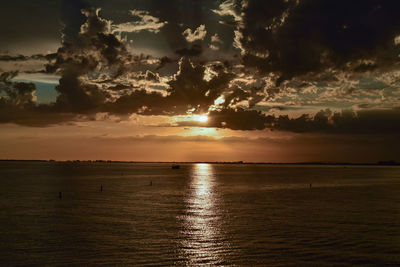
[14,77,59,104]
[32,82,58,103]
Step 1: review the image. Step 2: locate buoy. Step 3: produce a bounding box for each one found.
[59,192,62,199]
[100,185,103,192]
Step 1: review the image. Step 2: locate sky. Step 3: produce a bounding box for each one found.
[0,0,399,162]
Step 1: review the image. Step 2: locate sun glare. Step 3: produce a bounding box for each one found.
[194,115,209,123]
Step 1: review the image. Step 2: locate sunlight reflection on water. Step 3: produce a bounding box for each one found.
[180,163,227,265]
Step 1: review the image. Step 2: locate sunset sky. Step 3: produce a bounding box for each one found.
[1,0,399,162]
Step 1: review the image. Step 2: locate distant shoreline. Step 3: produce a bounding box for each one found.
[0,159,399,166]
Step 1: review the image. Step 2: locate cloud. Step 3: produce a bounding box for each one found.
[164,106,400,134]
[223,0,400,84]
[0,72,36,107]
[112,9,167,34]
[1,6,237,126]
[208,107,270,130]
[104,57,234,116]
[0,71,77,126]
[0,54,48,61]
[175,44,203,57]
[165,57,234,113]
[0,71,18,84]
[45,7,131,113]
[61,0,88,44]
[209,34,223,50]
[1,0,400,140]
[211,34,223,44]
[271,108,400,134]
[0,104,77,127]
[103,89,166,115]
[183,24,207,42]
[156,56,174,70]
[212,0,243,23]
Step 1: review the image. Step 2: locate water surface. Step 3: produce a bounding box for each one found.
[0,162,399,265]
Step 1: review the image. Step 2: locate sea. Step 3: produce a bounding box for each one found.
[0,161,399,266]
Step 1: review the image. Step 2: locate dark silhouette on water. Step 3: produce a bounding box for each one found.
[149,181,152,186]
[100,185,103,192]
[59,192,62,199]
[171,164,180,169]
[310,183,312,189]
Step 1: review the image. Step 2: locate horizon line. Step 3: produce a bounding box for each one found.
[0,159,399,166]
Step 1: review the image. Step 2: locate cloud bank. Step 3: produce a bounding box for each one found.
[0,0,400,136]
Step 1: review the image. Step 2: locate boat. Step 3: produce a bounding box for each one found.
[171,164,180,169]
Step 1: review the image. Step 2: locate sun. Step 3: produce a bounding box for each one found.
[194,114,209,123]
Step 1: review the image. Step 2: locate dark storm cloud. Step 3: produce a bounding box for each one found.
[222,87,250,107]
[136,0,235,57]
[0,103,76,127]
[320,108,400,134]
[224,0,400,84]
[0,3,122,124]
[204,107,400,134]
[175,44,203,57]
[208,107,271,130]
[46,6,131,113]
[104,57,233,115]
[0,71,76,126]
[156,56,174,70]
[0,6,236,125]
[0,55,38,61]
[61,0,88,44]
[45,1,233,117]
[165,57,233,113]
[0,71,36,106]
[220,83,265,109]
[1,0,400,138]
[0,71,18,84]
[147,0,209,54]
[104,89,166,115]
[0,54,54,62]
